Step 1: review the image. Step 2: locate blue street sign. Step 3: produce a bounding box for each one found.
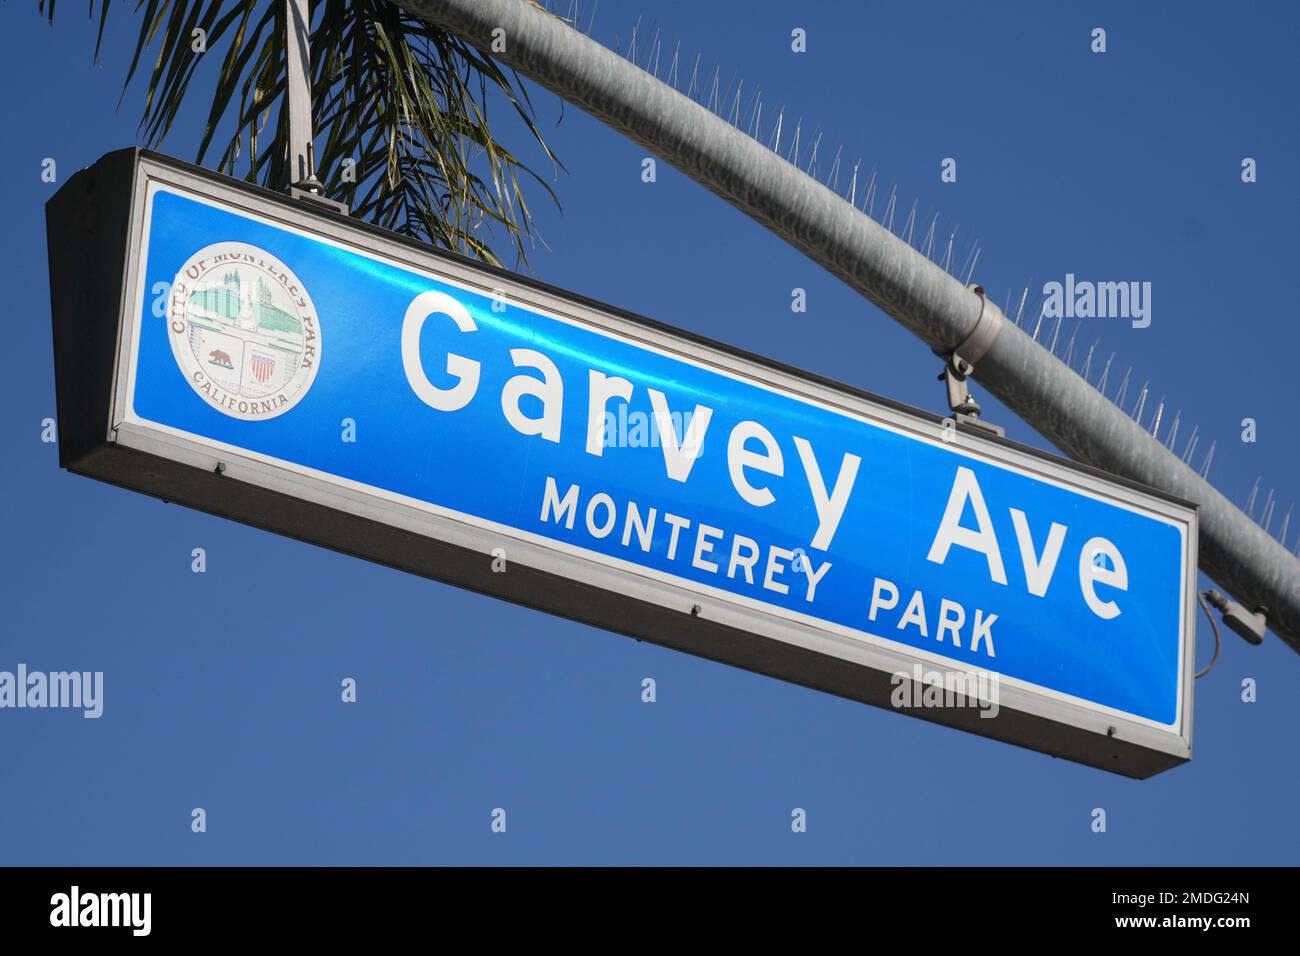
[48,152,1197,776]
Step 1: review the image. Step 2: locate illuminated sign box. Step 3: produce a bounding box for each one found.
[47,150,1197,776]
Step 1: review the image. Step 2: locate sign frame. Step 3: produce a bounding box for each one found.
[47,149,1198,777]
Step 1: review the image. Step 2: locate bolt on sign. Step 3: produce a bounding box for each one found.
[47,151,1198,777]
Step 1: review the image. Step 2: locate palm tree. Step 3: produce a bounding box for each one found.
[38,0,561,267]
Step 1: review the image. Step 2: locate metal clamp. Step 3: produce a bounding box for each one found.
[951,284,1004,377]
[937,285,1006,436]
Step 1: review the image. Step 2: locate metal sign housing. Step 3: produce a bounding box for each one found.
[47,150,1198,777]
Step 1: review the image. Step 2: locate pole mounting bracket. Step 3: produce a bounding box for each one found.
[285,0,349,217]
[936,284,1006,437]
[289,142,349,216]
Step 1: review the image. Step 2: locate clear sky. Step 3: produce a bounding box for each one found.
[2,0,1297,864]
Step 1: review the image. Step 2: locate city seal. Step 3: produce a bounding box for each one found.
[167,241,321,421]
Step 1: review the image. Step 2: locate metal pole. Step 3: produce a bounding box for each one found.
[285,0,315,189]
[391,0,1300,650]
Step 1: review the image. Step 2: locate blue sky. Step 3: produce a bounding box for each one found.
[1,0,1297,864]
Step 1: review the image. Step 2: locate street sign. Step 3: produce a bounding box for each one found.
[47,150,1197,776]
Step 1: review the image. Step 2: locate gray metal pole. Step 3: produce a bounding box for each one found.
[393,0,1300,650]
[285,0,313,186]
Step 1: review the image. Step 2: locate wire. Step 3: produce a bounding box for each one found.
[1196,590,1222,679]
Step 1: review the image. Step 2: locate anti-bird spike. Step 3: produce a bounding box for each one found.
[1132,383,1149,423]
[1096,352,1114,393]
[806,130,822,176]
[1030,300,1047,342]
[828,145,843,192]
[1081,339,1098,382]
[1048,315,1064,355]
[1200,441,1216,480]
[1114,368,1132,407]
[943,226,959,274]
[1062,327,1079,369]
[962,244,981,285]
[1014,286,1031,327]
[727,79,743,125]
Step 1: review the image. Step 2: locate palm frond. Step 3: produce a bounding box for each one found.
[40,0,562,268]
